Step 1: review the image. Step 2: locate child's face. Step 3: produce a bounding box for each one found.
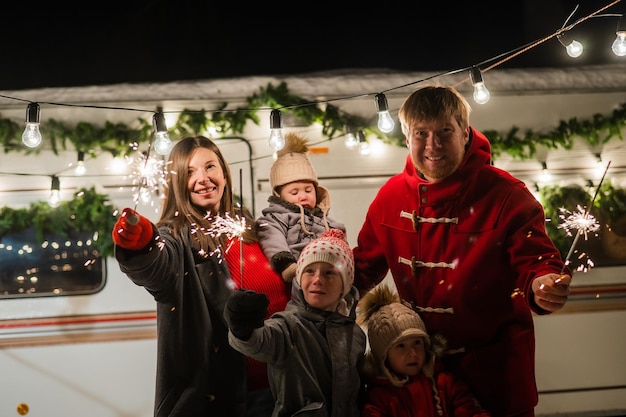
[386,336,426,377]
[300,262,343,311]
[279,181,316,208]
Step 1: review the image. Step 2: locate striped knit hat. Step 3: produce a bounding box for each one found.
[295,229,354,299]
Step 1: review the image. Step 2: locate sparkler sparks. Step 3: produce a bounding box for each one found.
[204,212,249,243]
[186,212,249,260]
[124,151,169,206]
[189,211,249,289]
[557,205,600,240]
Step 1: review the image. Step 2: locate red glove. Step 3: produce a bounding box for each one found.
[112,208,154,250]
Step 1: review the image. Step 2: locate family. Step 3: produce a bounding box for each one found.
[112,85,572,417]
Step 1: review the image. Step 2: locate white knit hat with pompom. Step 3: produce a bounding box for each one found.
[295,229,354,299]
[269,132,318,196]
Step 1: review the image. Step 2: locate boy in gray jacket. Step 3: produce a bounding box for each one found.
[224,229,365,417]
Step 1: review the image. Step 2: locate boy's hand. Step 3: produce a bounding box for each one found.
[224,290,269,340]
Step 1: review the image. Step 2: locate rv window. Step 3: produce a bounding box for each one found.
[0,227,105,299]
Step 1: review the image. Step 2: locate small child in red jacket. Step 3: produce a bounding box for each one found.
[358,285,490,417]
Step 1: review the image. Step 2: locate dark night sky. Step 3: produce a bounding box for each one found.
[1,0,621,91]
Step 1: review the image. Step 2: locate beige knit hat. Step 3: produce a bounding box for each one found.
[269,132,318,196]
[359,285,433,386]
[295,229,354,299]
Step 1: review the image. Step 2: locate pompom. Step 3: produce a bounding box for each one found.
[320,228,347,241]
[357,284,400,325]
[430,333,449,359]
[276,132,310,158]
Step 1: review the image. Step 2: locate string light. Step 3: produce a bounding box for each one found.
[469,66,490,104]
[594,153,606,178]
[0,2,619,160]
[344,125,358,149]
[108,151,128,174]
[74,151,86,176]
[375,93,395,133]
[357,130,370,155]
[268,109,285,151]
[152,112,173,155]
[22,102,43,148]
[557,31,584,58]
[539,161,552,183]
[48,175,61,208]
[612,13,626,56]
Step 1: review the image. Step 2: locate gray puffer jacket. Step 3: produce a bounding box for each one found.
[256,186,347,279]
[228,283,366,417]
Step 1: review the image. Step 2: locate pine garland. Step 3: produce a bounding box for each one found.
[0,187,118,258]
[1,81,626,259]
[1,81,625,159]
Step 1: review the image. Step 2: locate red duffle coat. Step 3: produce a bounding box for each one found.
[353,127,568,417]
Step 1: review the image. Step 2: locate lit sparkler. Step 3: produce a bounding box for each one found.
[558,160,611,275]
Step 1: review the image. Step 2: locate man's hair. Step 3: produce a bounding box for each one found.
[398,85,472,135]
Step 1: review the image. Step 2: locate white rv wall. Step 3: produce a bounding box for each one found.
[1,66,626,416]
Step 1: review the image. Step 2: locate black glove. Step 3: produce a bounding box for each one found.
[224,289,269,340]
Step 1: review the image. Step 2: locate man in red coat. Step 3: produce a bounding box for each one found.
[353,85,572,417]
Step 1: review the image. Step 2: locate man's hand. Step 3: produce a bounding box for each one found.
[532,273,572,312]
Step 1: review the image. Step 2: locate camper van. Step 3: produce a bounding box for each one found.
[1,67,626,417]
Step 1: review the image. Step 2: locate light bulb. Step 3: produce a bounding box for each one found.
[359,141,371,155]
[49,189,61,207]
[558,32,583,58]
[268,109,285,151]
[344,125,358,149]
[594,154,605,179]
[612,32,626,56]
[539,162,552,183]
[109,154,128,174]
[75,160,86,176]
[74,151,86,176]
[472,83,491,104]
[268,128,285,151]
[565,39,583,58]
[344,132,358,149]
[377,111,395,133]
[22,123,43,148]
[375,93,395,133]
[22,103,42,148]
[152,112,173,155]
[154,131,173,155]
[470,66,491,104]
[48,176,61,208]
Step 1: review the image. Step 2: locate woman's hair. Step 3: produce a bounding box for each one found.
[398,85,472,135]
[157,135,255,252]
